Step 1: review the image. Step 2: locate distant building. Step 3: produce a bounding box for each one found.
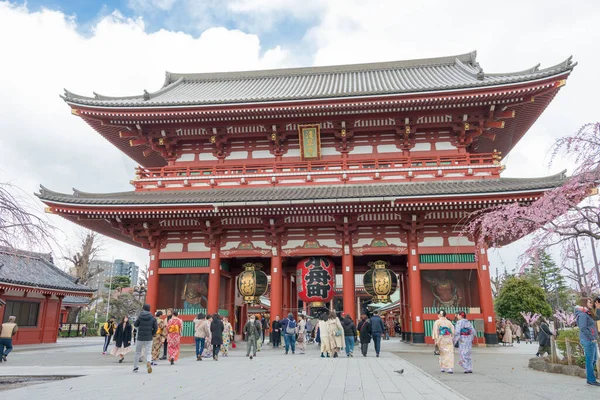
[113,259,139,287]
[88,259,140,296]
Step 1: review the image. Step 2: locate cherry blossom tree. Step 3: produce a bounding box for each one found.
[466,123,600,285]
[553,310,577,329]
[520,311,541,326]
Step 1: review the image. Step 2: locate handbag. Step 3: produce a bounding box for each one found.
[434,344,440,355]
[335,329,342,337]
[232,342,237,349]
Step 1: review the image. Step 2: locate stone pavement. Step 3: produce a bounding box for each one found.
[0,338,466,400]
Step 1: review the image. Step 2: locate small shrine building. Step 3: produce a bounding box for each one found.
[38,52,574,344]
[0,248,94,344]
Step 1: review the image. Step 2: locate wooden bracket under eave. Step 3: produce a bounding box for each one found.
[556,79,567,88]
[71,108,79,116]
[44,207,54,214]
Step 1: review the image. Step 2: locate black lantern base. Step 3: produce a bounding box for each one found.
[412,333,425,344]
[484,333,499,345]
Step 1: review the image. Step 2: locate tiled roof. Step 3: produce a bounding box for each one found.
[62,52,575,107]
[0,248,95,294]
[38,172,566,206]
[62,295,92,305]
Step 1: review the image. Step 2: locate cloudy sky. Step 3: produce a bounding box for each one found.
[1,0,599,276]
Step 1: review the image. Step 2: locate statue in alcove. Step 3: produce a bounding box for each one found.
[181,274,208,309]
[422,271,462,308]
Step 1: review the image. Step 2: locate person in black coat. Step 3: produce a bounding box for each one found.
[271,315,281,348]
[342,314,357,357]
[210,313,225,360]
[111,316,133,363]
[357,314,372,357]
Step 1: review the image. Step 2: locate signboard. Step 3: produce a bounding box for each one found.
[298,124,321,160]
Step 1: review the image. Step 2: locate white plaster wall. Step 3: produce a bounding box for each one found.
[412,143,432,151]
[251,150,272,159]
[228,151,249,160]
[350,145,374,155]
[321,147,338,156]
[377,144,399,153]
[317,239,341,248]
[420,237,444,246]
[176,153,195,162]
[283,240,307,249]
[282,149,301,158]
[162,243,184,252]
[188,242,210,252]
[386,237,407,246]
[448,236,475,246]
[199,152,218,161]
[435,142,457,150]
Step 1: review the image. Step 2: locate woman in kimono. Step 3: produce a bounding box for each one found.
[432,310,455,373]
[325,311,345,358]
[221,317,233,356]
[166,311,183,365]
[202,315,213,358]
[502,320,513,346]
[453,311,475,373]
[152,311,167,363]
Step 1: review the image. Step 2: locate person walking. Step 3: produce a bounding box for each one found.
[111,316,133,363]
[161,308,173,360]
[211,313,224,361]
[271,315,281,348]
[81,325,88,338]
[536,320,552,357]
[166,311,183,365]
[432,310,455,373]
[523,322,532,344]
[0,316,18,362]
[244,315,260,359]
[297,315,307,354]
[193,313,209,361]
[221,317,234,356]
[202,315,213,359]
[342,314,356,357]
[325,311,344,358]
[453,311,475,373]
[282,313,297,355]
[101,317,116,355]
[512,321,522,344]
[575,298,600,386]
[133,304,157,373]
[152,311,166,365]
[357,314,372,357]
[370,310,385,357]
[502,320,513,346]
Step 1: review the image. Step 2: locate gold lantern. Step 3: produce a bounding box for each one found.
[363,260,398,303]
[237,262,269,304]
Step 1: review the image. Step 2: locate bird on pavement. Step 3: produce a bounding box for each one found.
[394,369,404,375]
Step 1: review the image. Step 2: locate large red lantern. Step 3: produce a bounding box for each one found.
[296,257,336,308]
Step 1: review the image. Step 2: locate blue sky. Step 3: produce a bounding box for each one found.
[17,0,315,56]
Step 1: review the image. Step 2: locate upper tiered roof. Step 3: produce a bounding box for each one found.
[62,51,575,107]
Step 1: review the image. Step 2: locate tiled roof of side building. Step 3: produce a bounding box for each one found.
[61,52,575,107]
[62,295,93,305]
[38,172,567,206]
[0,247,95,294]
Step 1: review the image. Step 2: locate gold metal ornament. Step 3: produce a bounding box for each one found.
[363,260,398,303]
[237,262,268,304]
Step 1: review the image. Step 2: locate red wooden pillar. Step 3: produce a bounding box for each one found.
[477,246,498,345]
[291,275,298,319]
[54,296,63,343]
[408,229,425,343]
[270,252,283,321]
[228,276,235,327]
[207,240,221,315]
[146,247,160,312]
[39,294,51,343]
[282,272,290,317]
[400,272,409,341]
[342,248,355,319]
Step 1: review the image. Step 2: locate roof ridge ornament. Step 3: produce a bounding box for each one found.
[143,90,150,100]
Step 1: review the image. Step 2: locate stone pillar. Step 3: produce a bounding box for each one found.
[146,247,160,312]
[270,251,283,322]
[342,246,355,318]
[207,239,221,315]
[408,230,425,343]
[477,246,498,345]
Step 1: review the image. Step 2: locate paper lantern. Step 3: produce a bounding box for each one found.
[296,257,336,307]
[237,262,268,304]
[364,260,398,303]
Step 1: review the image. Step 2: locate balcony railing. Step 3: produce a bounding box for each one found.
[132,153,501,190]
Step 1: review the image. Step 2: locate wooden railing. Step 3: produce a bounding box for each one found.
[132,153,501,190]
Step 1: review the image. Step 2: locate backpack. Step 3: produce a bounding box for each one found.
[286,319,297,335]
[100,323,107,336]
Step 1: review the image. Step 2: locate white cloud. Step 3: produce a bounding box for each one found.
[0,2,290,269]
[128,0,176,12]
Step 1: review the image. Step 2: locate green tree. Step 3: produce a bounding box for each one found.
[495,276,552,322]
[105,276,131,292]
[106,292,142,319]
[524,251,570,310]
